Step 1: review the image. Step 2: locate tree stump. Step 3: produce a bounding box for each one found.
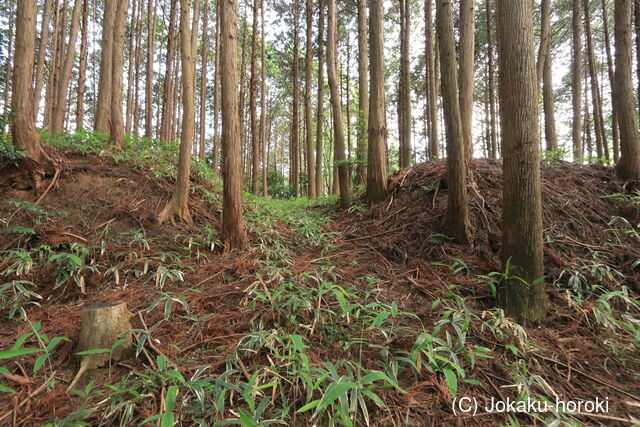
[69,302,134,389]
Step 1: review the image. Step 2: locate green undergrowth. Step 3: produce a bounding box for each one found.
[1,131,639,425]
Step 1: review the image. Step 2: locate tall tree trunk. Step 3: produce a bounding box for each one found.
[315,0,325,197]
[44,0,66,130]
[291,0,300,196]
[355,0,368,184]
[221,0,249,248]
[76,0,89,131]
[543,42,559,151]
[109,0,129,148]
[584,0,609,161]
[12,0,55,188]
[212,0,221,173]
[536,0,552,82]
[125,0,139,135]
[159,0,199,223]
[366,0,387,202]
[615,0,640,179]
[33,0,54,122]
[261,0,267,196]
[133,1,144,137]
[486,0,498,159]
[3,0,15,132]
[95,0,115,132]
[459,0,475,160]
[144,0,155,138]
[496,0,547,325]
[634,0,640,117]
[398,0,412,169]
[602,0,620,161]
[572,0,583,161]
[305,0,316,197]
[249,0,260,194]
[49,0,82,135]
[436,0,471,245]
[199,0,209,160]
[159,0,178,142]
[425,0,439,160]
[327,0,350,208]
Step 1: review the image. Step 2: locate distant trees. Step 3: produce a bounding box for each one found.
[496,0,547,324]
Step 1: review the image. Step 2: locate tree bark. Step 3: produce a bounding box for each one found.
[221,0,249,249]
[436,0,471,245]
[327,0,350,208]
[584,0,609,161]
[398,0,412,169]
[366,0,387,202]
[212,0,221,173]
[11,0,55,189]
[76,0,89,131]
[572,0,583,161]
[159,0,199,224]
[602,0,620,161]
[95,0,116,132]
[496,0,547,325]
[44,0,66,130]
[536,0,552,83]
[291,0,300,196]
[355,0,368,185]
[144,0,155,138]
[3,0,15,132]
[33,0,54,122]
[543,42,559,152]
[261,0,268,196]
[108,0,129,148]
[50,0,82,135]
[459,0,475,160]
[486,0,498,159]
[425,0,439,160]
[305,0,316,197]
[159,0,179,142]
[199,0,209,160]
[615,0,640,179]
[315,0,325,197]
[249,0,260,194]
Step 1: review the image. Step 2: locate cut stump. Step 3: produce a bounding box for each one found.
[68,302,134,389]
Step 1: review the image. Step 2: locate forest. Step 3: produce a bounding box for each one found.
[0,0,639,424]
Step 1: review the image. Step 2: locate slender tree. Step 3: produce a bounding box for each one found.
[261,0,268,196]
[12,0,55,188]
[459,0,475,160]
[109,0,130,148]
[221,0,249,248]
[436,0,471,244]
[50,0,82,135]
[145,0,155,138]
[95,0,116,132]
[315,0,325,197]
[543,42,559,151]
[572,0,583,160]
[158,0,199,223]
[496,0,547,325]
[33,0,53,121]
[291,0,301,196]
[199,0,209,160]
[486,0,498,158]
[250,0,260,194]
[76,0,89,131]
[615,0,640,179]
[425,0,439,160]
[305,0,316,197]
[159,0,179,142]
[398,0,412,168]
[327,0,350,208]
[602,0,620,160]
[366,0,387,202]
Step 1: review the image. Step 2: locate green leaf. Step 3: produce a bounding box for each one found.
[33,353,50,374]
[296,399,321,413]
[0,384,16,393]
[314,379,356,416]
[0,348,41,359]
[443,368,458,397]
[75,348,110,356]
[165,385,178,411]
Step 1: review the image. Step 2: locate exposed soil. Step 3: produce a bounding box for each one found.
[0,153,638,426]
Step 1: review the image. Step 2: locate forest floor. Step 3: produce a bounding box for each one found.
[0,134,639,426]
